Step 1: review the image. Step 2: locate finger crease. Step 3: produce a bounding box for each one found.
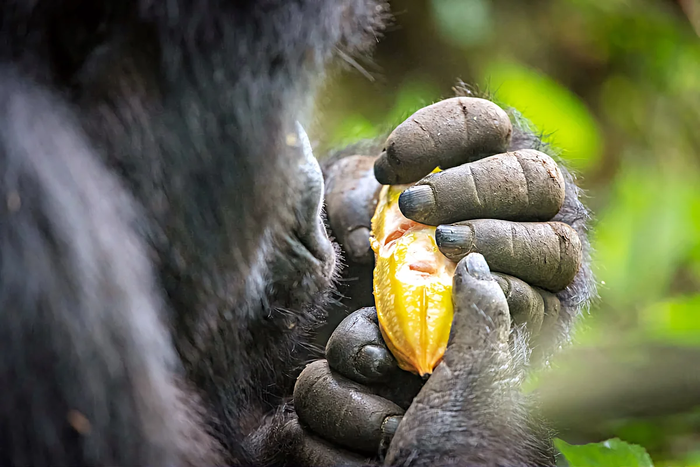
[549,223,564,285]
[514,154,531,207]
[466,165,483,209]
[467,221,477,254]
[412,117,438,152]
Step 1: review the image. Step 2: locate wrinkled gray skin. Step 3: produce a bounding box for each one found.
[291,97,595,466]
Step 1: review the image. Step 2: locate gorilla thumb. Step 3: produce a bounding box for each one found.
[447,253,511,353]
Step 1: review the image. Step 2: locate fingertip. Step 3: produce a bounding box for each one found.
[374,152,399,185]
[326,307,393,384]
[398,185,435,223]
[435,224,473,261]
[357,344,396,381]
[452,253,496,293]
[450,254,510,347]
[381,415,402,438]
[465,253,492,280]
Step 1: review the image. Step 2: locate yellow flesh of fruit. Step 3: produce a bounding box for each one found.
[370,184,457,376]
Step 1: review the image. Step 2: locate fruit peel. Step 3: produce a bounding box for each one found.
[370,184,456,376]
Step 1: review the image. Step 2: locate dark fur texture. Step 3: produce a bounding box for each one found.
[0,1,595,465]
[0,1,387,465]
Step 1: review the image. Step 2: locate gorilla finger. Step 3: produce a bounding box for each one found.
[448,253,511,350]
[531,290,563,363]
[326,307,398,384]
[281,418,371,466]
[436,219,582,293]
[323,154,382,264]
[540,291,562,336]
[398,149,565,226]
[374,97,512,185]
[294,360,404,455]
[492,273,545,337]
[371,376,424,411]
[326,308,425,406]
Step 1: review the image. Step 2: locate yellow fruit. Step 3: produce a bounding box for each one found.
[370,184,457,376]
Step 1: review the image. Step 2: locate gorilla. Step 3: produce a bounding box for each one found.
[0,1,594,466]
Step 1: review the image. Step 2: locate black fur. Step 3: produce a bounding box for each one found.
[0,1,387,465]
[0,1,596,465]
[0,66,216,467]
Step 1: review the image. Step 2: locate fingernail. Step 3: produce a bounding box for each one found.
[381,415,403,437]
[435,224,473,260]
[466,253,491,280]
[398,185,435,220]
[357,344,395,380]
[346,226,372,264]
[374,153,399,185]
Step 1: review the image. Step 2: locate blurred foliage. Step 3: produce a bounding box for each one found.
[480,59,603,171]
[312,0,700,464]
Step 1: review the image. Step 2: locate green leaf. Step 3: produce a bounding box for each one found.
[555,438,654,467]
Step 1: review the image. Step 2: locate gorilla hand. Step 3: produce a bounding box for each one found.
[323,151,382,265]
[282,97,590,464]
[379,143,582,352]
[385,253,553,466]
[286,307,423,465]
[258,305,423,466]
[323,97,587,356]
[289,255,553,466]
